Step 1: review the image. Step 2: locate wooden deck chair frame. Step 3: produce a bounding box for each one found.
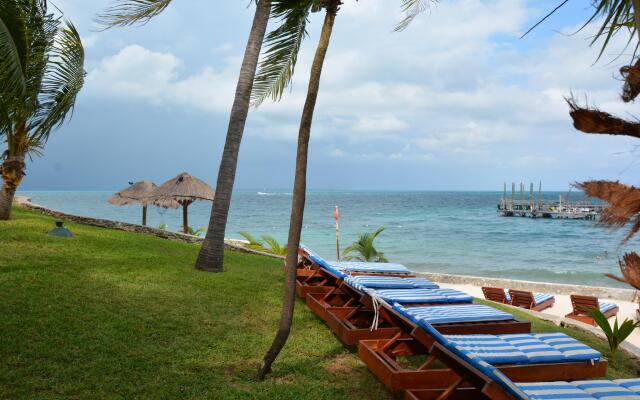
[358,331,606,391]
[508,290,554,312]
[323,296,531,347]
[565,294,619,326]
[482,287,511,304]
[404,338,609,400]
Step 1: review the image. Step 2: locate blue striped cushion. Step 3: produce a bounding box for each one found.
[573,380,640,399]
[374,288,472,303]
[599,302,617,314]
[517,382,593,399]
[308,255,347,279]
[498,334,567,363]
[328,261,412,274]
[614,379,640,394]
[394,303,514,324]
[533,293,554,305]
[535,333,600,362]
[445,335,529,364]
[344,276,438,291]
[415,319,530,399]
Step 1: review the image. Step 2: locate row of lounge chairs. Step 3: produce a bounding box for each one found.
[295,245,638,398]
[481,287,620,326]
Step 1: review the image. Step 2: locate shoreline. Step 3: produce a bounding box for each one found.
[14,195,640,350]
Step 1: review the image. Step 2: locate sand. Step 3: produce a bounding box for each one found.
[437,282,640,348]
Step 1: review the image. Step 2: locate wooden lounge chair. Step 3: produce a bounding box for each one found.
[358,305,603,391]
[508,290,554,312]
[295,248,416,298]
[482,287,511,304]
[565,295,619,325]
[403,321,630,400]
[307,284,473,323]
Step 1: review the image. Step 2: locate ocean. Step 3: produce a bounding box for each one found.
[18,190,634,288]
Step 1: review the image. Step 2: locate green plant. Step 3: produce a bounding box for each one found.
[158,223,168,230]
[589,309,640,357]
[0,1,86,220]
[342,228,388,262]
[261,235,287,256]
[238,231,266,251]
[187,226,205,237]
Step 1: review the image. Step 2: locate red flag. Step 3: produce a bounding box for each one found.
[333,205,339,221]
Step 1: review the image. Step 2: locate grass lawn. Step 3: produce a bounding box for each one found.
[1,207,638,399]
[0,207,391,399]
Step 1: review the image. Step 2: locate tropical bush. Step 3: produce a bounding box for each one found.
[589,309,639,358]
[238,232,287,256]
[187,226,205,237]
[343,228,388,262]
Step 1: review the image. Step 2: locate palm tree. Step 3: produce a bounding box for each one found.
[257,0,341,380]
[343,227,388,262]
[98,0,310,272]
[0,1,86,220]
[256,0,436,379]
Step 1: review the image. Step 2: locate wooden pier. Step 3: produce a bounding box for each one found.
[498,182,604,220]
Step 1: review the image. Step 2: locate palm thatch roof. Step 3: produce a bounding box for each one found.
[151,172,215,205]
[108,180,179,208]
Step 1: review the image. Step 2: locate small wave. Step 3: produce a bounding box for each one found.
[257,192,291,196]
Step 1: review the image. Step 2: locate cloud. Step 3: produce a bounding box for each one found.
[87,45,236,113]
[83,0,637,178]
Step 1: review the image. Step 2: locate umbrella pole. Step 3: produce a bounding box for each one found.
[182,202,189,234]
[142,205,147,226]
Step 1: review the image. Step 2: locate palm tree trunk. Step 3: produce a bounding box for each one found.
[257,2,339,380]
[0,155,26,220]
[195,0,271,272]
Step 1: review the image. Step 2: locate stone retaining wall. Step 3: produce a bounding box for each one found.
[418,271,639,302]
[14,196,284,260]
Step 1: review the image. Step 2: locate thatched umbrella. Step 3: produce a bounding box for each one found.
[151,173,214,234]
[108,180,178,226]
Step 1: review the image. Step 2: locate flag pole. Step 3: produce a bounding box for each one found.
[334,205,340,260]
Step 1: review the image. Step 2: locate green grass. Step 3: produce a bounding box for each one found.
[1,207,638,399]
[0,207,391,399]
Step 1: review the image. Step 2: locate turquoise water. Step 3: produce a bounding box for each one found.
[19,190,635,288]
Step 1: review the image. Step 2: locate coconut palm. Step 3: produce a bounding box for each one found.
[98,0,311,272]
[257,0,437,379]
[343,227,388,262]
[257,0,341,380]
[0,1,86,220]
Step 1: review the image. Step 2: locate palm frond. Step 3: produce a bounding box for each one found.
[97,0,172,28]
[32,20,85,143]
[238,231,267,251]
[0,1,29,107]
[342,227,387,262]
[261,235,287,255]
[251,0,313,106]
[395,0,435,32]
[523,0,637,62]
[577,180,640,242]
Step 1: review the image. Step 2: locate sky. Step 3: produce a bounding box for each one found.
[13,0,640,191]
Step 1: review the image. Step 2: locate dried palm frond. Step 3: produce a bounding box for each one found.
[621,59,640,103]
[577,180,640,242]
[617,252,640,290]
[567,98,640,138]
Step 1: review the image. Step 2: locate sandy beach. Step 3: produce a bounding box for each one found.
[438,281,640,348]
